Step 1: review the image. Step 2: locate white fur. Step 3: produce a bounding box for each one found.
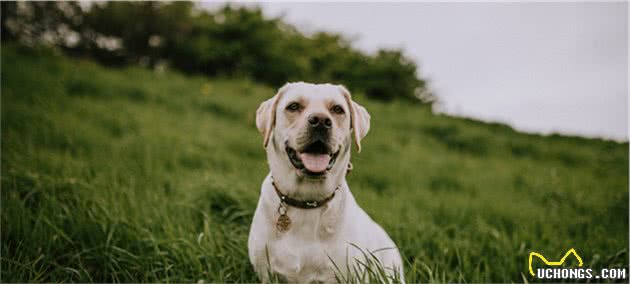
[248,82,404,282]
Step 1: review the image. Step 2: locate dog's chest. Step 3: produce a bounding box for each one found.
[268,235,339,282]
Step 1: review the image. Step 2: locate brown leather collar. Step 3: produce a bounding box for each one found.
[271,177,338,209]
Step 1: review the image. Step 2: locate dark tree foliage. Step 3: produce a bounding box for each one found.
[1,2,431,102]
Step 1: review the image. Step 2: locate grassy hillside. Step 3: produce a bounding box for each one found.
[1,45,628,283]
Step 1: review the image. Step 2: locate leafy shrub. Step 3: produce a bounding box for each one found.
[1,2,430,102]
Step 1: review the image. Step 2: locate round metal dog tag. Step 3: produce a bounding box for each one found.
[276,214,291,232]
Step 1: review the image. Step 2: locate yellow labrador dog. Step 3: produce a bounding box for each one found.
[248,82,404,282]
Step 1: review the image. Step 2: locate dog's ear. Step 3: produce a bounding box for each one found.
[339,86,371,152]
[256,84,289,148]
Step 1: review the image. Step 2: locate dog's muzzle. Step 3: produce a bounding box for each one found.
[285,113,341,176]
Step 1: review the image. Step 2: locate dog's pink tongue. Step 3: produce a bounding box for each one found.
[299,153,330,173]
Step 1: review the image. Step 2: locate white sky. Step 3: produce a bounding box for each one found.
[205,2,628,141]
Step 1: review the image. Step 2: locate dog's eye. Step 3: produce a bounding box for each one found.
[332,105,345,114]
[286,102,301,112]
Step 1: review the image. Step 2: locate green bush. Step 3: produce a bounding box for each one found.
[1,2,429,102]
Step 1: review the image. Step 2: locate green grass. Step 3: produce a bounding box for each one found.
[1,45,628,283]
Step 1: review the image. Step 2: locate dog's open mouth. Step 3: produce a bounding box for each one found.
[286,141,340,176]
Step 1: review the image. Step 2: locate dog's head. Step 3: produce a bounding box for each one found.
[256,82,370,191]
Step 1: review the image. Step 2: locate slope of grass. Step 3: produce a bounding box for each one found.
[1,45,628,282]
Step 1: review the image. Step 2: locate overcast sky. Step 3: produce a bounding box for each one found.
[207,2,628,141]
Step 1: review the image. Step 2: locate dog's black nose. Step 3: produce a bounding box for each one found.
[308,114,332,129]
